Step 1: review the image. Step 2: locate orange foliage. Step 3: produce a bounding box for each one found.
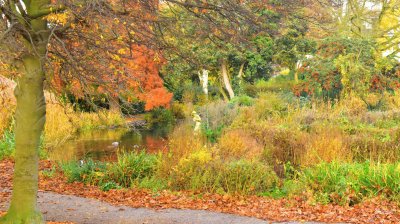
[125,45,173,110]
[47,0,172,111]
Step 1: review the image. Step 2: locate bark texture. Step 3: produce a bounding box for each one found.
[1,56,46,224]
[221,60,235,100]
[0,0,50,223]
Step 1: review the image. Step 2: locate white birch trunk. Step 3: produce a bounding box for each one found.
[221,60,235,99]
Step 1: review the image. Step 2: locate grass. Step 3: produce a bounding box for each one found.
[61,151,163,191]
[0,130,14,159]
[289,162,400,205]
[0,130,49,160]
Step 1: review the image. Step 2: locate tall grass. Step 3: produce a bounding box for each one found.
[45,103,125,147]
[61,151,163,191]
[293,162,400,205]
[0,103,125,159]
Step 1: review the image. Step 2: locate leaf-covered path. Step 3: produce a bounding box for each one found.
[1,160,399,223]
[1,190,275,224]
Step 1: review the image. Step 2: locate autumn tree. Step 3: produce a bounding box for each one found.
[46,1,172,112]
[0,0,170,223]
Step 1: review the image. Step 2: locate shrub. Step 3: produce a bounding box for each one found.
[218,129,264,160]
[169,149,278,195]
[61,151,160,189]
[100,181,121,191]
[298,162,400,205]
[301,128,352,166]
[61,159,106,184]
[254,92,288,118]
[204,125,224,143]
[337,95,368,116]
[231,95,255,107]
[198,100,239,131]
[220,160,278,194]
[170,102,188,119]
[106,151,160,188]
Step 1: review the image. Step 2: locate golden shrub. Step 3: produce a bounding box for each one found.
[218,129,264,160]
[301,129,352,167]
[338,95,367,116]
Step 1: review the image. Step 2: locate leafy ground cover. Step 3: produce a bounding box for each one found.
[1,159,399,223]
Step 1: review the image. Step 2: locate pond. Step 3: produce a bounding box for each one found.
[48,128,169,161]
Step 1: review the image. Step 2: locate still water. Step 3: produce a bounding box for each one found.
[49,128,169,161]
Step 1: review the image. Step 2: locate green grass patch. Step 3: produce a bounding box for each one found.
[0,130,15,159]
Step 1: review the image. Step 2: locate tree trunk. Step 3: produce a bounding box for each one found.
[221,60,235,99]
[219,85,229,102]
[1,55,46,224]
[198,69,209,96]
[236,63,245,95]
[237,63,245,79]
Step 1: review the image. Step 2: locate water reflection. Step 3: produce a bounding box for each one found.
[49,128,169,161]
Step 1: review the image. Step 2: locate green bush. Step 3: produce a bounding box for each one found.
[231,95,255,107]
[204,125,224,143]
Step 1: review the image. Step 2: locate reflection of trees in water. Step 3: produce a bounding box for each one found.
[144,135,168,153]
[120,128,169,153]
[51,128,171,161]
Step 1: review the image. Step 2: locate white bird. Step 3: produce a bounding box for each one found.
[111,142,119,147]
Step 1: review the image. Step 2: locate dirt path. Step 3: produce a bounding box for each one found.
[0,190,327,224]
